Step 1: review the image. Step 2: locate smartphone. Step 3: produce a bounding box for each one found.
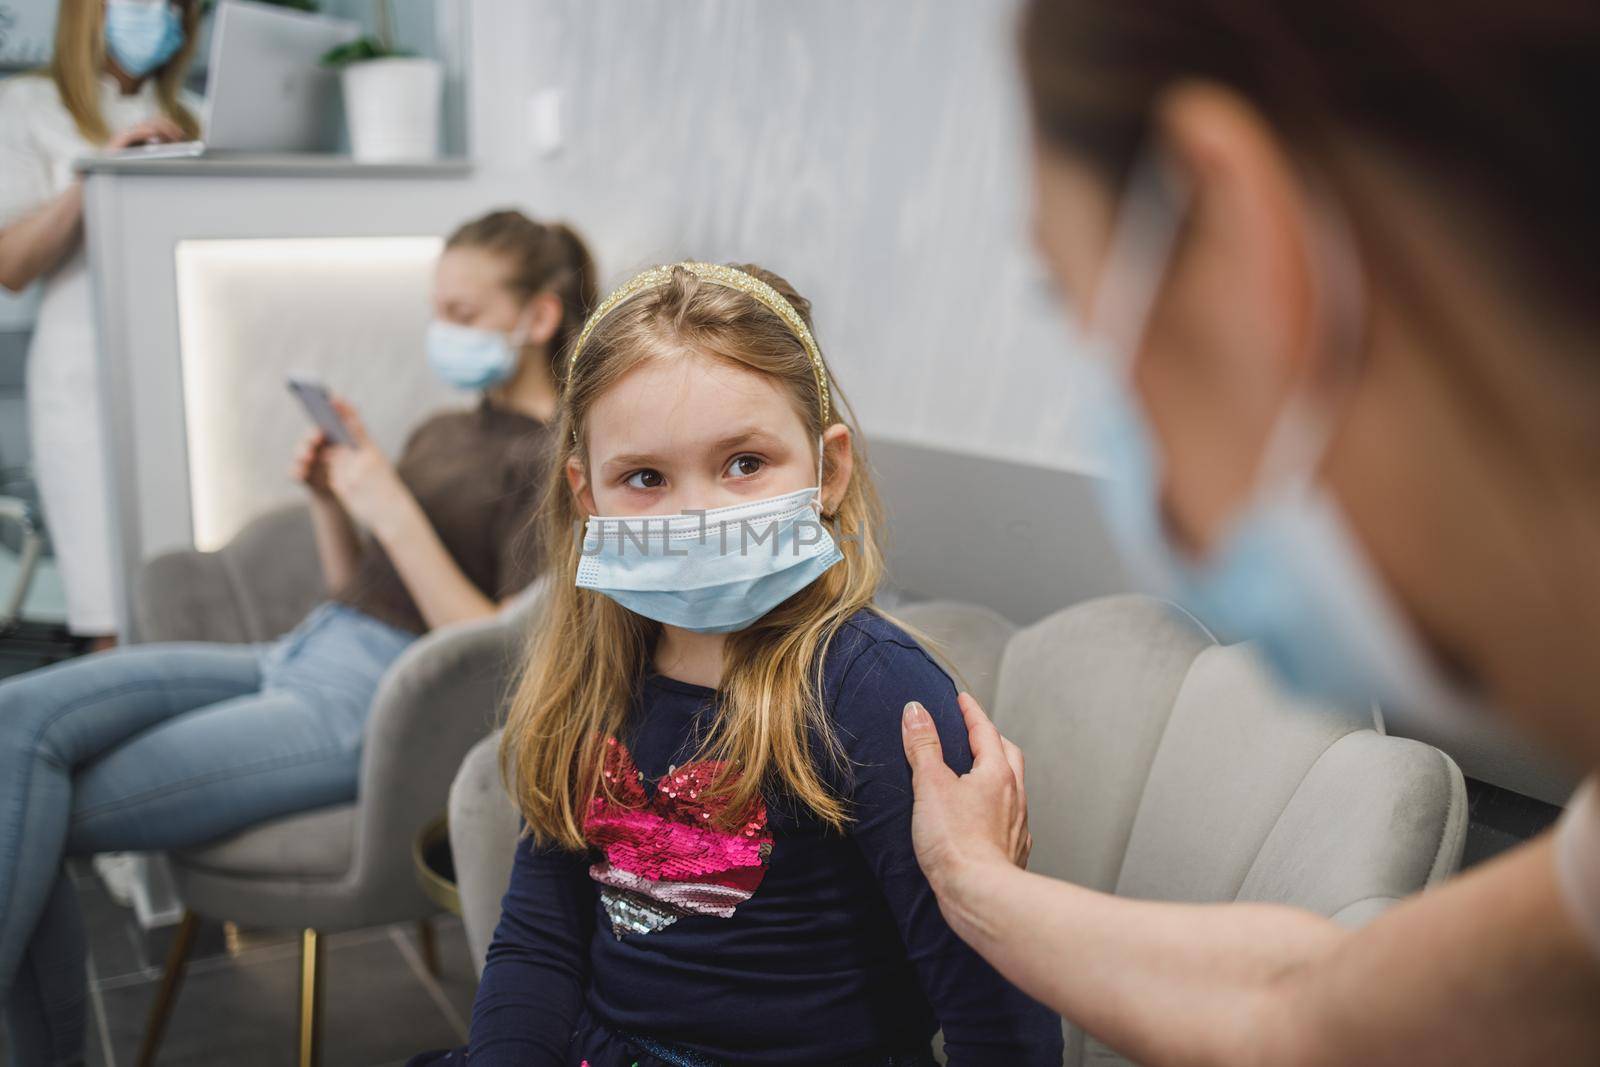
[286,376,355,446]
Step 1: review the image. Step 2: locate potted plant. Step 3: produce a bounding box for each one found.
[321,0,441,162]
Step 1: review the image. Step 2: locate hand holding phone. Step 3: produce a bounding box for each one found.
[287,376,355,446]
[287,385,408,533]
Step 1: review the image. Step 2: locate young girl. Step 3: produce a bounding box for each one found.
[413,262,1061,1066]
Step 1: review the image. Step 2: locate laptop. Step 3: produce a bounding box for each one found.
[104,0,361,160]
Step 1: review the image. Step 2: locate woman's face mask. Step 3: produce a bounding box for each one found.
[105,0,184,78]
[1067,149,1478,725]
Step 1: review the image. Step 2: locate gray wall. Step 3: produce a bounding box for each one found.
[452,0,1132,621]
[462,0,1100,476]
[870,439,1130,624]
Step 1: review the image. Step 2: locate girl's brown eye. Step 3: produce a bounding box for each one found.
[625,469,664,489]
[730,455,763,478]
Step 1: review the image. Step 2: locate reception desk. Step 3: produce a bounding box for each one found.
[78,154,478,638]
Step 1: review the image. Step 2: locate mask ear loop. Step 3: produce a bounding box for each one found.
[813,435,829,517]
[1087,146,1192,375]
[1241,176,1369,499]
[1081,143,1193,560]
[508,292,548,352]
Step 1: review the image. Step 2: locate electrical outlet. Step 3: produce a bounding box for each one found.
[528,88,563,157]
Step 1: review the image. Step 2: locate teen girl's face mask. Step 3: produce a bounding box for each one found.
[565,262,845,634]
[425,319,523,390]
[1068,149,1482,727]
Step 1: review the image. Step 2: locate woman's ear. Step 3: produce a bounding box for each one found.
[1140,81,1332,552]
[1155,80,1322,396]
[520,291,565,347]
[566,454,597,516]
[820,423,853,517]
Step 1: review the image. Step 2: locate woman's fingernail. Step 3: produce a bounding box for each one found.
[904,701,929,726]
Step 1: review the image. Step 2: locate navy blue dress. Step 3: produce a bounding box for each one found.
[410,610,1062,1066]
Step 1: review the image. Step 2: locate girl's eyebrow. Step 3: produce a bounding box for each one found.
[601,451,661,471]
[709,429,779,453]
[601,429,781,471]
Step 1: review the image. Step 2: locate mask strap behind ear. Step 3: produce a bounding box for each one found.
[813,435,827,514]
[509,296,544,349]
[1250,177,1369,494]
[1088,145,1192,373]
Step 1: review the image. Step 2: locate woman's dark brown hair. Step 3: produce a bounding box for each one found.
[1020,0,1600,315]
[444,210,599,368]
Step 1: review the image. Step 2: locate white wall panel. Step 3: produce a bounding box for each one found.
[462,0,1099,474]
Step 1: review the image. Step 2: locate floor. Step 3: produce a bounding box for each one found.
[1461,776,1562,868]
[0,538,67,630]
[1,858,475,1066]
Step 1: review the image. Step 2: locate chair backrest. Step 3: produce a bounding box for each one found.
[993,595,1466,1065]
[135,503,323,644]
[893,599,1017,710]
[349,582,547,910]
[452,731,520,975]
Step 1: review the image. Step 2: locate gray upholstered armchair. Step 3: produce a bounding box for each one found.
[130,503,540,1067]
[449,594,1466,1067]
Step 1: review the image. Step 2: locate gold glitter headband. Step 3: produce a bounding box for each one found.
[565,261,832,429]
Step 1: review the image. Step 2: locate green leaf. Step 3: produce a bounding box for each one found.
[319,37,398,68]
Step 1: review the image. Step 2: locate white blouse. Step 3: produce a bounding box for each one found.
[0,71,173,229]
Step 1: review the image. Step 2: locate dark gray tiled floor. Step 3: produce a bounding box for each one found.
[2,859,474,1067]
[1461,777,1563,869]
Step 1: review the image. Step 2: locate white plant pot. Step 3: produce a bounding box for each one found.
[341,56,442,162]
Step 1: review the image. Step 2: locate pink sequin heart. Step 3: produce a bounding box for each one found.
[584,737,772,936]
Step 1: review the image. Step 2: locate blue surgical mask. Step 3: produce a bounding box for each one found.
[575,470,842,634]
[1071,151,1477,724]
[425,320,521,390]
[105,0,184,78]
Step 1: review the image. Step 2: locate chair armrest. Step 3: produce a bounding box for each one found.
[1236,731,1468,924]
[895,599,1017,710]
[347,583,544,900]
[135,547,252,643]
[449,730,522,977]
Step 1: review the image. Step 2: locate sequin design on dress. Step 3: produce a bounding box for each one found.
[584,736,773,937]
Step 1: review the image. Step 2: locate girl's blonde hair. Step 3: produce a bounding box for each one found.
[47,0,203,144]
[501,263,888,849]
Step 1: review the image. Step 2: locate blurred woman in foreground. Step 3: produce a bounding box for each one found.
[903,2,1600,1063]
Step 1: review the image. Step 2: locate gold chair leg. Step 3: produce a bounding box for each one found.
[416,917,439,977]
[298,928,324,1067]
[136,909,201,1067]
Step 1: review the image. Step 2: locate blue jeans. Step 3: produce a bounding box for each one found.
[0,602,414,1066]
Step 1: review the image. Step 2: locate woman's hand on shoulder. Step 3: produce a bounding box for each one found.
[901,692,1032,898]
